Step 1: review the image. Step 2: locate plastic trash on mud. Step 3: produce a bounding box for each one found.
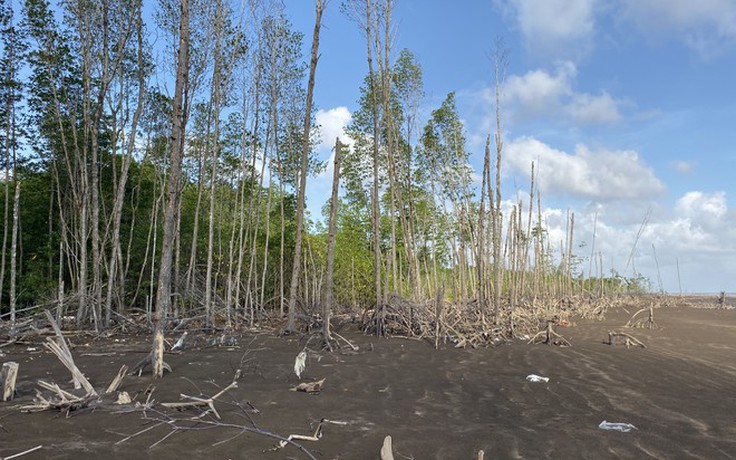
[525,374,550,383]
[599,420,637,432]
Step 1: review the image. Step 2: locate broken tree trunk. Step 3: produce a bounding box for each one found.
[380,435,395,460]
[43,338,97,396]
[1,361,18,401]
[434,284,444,350]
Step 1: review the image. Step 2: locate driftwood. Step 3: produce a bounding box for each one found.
[291,378,326,394]
[2,361,18,401]
[2,445,43,460]
[20,380,97,414]
[270,418,347,451]
[160,370,240,419]
[607,331,647,349]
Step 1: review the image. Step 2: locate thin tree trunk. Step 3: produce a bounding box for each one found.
[153,0,190,378]
[205,0,225,328]
[286,0,324,333]
[323,138,343,344]
[8,182,19,332]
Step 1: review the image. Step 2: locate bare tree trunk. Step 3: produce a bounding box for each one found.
[153,0,190,378]
[492,41,507,324]
[104,0,146,327]
[8,182,19,332]
[205,0,225,328]
[323,138,343,343]
[477,135,491,317]
[285,0,324,333]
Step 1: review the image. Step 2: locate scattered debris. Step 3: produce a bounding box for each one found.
[599,420,637,432]
[292,378,326,394]
[160,370,240,420]
[170,331,188,352]
[115,391,132,405]
[526,374,549,383]
[294,349,307,379]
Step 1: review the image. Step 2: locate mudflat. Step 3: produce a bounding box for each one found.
[1,302,735,459]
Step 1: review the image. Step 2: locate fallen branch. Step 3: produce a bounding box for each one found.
[3,444,43,460]
[160,371,241,420]
[269,418,348,451]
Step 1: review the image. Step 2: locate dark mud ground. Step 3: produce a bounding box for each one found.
[1,298,735,459]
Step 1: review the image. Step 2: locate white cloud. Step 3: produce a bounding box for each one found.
[507,0,597,59]
[316,106,353,152]
[532,192,736,291]
[618,0,736,56]
[565,92,621,124]
[503,62,574,116]
[675,191,727,229]
[306,107,354,220]
[505,136,665,201]
[501,62,622,125]
[673,160,695,174]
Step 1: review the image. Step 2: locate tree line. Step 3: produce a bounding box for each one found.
[0,0,647,338]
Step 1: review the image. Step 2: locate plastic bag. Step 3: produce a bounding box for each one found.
[526,374,550,383]
[599,420,637,432]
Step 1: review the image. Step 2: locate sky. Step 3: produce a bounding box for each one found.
[283,0,736,294]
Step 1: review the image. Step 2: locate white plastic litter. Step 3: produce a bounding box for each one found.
[598,421,637,432]
[526,374,550,383]
[294,350,307,379]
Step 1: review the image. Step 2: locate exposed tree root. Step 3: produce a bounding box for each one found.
[528,322,571,347]
[607,330,647,349]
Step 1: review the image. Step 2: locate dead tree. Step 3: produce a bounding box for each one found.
[153,0,190,378]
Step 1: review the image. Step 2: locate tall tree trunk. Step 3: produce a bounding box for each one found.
[323,138,343,344]
[105,0,146,327]
[205,0,224,328]
[153,0,190,378]
[285,0,324,333]
[8,182,19,332]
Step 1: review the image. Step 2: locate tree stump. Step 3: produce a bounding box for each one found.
[1,361,19,401]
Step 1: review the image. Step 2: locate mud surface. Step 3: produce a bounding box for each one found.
[1,302,735,459]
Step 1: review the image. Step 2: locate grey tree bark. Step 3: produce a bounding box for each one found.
[286,0,324,333]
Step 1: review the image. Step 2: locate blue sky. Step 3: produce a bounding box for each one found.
[284,0,736,294]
